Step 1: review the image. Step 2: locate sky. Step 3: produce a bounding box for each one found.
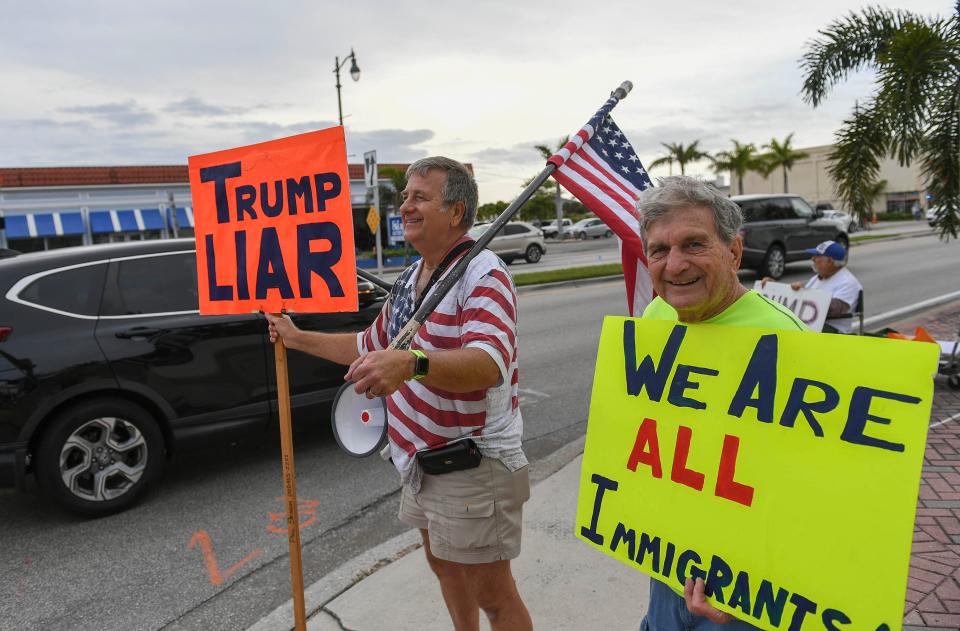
[0,0,952,203]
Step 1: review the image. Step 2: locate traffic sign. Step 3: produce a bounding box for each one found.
[363,150,377,188]
[387,214,403,244]
[366,205,380,234]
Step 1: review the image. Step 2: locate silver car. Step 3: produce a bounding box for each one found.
[820,210,859,233]
[469,221,546,264]
[571,217,613,240]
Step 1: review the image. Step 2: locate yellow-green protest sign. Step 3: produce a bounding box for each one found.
[576,317,939,631]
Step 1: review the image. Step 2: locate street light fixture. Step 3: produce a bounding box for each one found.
[334,48,361,126]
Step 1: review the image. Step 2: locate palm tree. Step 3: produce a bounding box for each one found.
[711,140,764,195]
[649,141,710,175]
[534,136,570,235]
[800,4,959,239]
[862,178,888,226]
[378,166,406,212]
[761,133,809,193]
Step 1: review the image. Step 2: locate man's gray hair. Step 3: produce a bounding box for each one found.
[636,176,743,248]
[406,157,479,229]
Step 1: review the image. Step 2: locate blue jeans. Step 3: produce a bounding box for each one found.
[641,578,761,631]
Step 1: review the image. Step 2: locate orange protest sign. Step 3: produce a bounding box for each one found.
[188,127,358,315]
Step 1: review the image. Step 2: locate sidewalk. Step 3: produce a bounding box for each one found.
[251,301,960,631]
[889,303,960,630]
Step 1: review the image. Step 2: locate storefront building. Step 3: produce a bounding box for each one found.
[0,163,415,253]
[734,144,931,214]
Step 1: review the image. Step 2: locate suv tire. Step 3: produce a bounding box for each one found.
[759,244,786,280]
[578,231,587,240]
[524,244,543,264]
[604,230,612,238]
[36,398,164,517]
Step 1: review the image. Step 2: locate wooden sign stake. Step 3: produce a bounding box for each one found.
[274,338,307,631]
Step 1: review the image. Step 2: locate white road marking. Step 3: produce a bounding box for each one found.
[930,410,960,429]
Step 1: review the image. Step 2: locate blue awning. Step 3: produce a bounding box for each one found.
[167,206,195,229]
[90,209,164,234]
[3,212,85,239]
[141,209,163,230]
[4,215,29,239]
[60,212,85,235]
[90,211,117,234]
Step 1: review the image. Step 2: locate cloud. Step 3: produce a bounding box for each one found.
[162,97,247,117]
[469,143,543,166]
[59,100,156,126]
[345,128,434,157]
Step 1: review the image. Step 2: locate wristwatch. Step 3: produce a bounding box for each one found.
[410,349,429,380]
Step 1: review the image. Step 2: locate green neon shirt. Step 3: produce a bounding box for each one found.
[641,289,808,332]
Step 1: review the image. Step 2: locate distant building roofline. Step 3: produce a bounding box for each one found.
[1,162,472,189]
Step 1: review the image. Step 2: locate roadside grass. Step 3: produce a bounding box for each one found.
[851,232,904,243]
[512,263,623,286]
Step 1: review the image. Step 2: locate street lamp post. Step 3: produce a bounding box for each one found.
[334,48,361,126]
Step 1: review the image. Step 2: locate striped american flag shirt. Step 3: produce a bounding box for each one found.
[357,242,526,492]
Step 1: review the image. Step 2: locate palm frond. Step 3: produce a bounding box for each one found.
[827,101,888,220]
[800,7,919,106]
[919,75,960,238]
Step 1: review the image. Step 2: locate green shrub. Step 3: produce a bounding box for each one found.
[874,212,914,222]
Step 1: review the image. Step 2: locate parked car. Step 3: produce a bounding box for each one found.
[0,239,386,516]
[927,206,941,227]
[820,210,859,234]
[571,217,613,240]
[732,194,849,279]
[541,218,573,239]
[468,221,545,264]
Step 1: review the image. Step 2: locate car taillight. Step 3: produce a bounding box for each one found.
[0,327,10,342]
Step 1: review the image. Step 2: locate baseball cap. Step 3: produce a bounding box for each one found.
[805,240,846,261]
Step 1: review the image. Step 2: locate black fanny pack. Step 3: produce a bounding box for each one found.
[417,438,482,475]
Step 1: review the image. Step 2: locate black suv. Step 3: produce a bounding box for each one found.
[0,239,385,516]
[732,194,849,279]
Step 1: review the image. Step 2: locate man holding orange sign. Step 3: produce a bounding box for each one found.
[268,157,532,631]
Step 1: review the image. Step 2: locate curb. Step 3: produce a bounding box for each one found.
[859,291,960,331]
[247,436,588,631]
[850,228,934,247]
[516,274,622,294]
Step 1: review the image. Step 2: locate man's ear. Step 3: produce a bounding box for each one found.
[730,234,744,269]
[449,200,466,227]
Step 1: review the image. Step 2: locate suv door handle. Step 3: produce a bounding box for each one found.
[115,327,163,340]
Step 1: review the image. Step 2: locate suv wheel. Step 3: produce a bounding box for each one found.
[524,244,543,264]
[36,398,164,516]
[759,244,786,280]
[604,229,612,238]
[578,231,587,240]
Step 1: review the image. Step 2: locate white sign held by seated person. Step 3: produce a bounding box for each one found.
[752,281,831,332]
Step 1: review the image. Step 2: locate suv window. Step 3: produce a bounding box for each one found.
[790,197,814,219]
[504,224,530,236]
[740,198,797,221]
[19,263,107,316]
[101,252,199,315]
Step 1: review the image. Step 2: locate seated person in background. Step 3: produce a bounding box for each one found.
[764,240,862,334]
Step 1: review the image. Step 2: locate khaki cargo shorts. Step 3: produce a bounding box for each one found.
[399,457,530,564]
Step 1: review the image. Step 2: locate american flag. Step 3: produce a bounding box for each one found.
[547,97,653,316]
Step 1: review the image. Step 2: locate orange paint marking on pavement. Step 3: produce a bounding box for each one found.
[188,530,263,586]
[267,498,320,533]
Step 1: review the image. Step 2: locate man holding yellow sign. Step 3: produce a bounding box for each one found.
[575,177,937,631]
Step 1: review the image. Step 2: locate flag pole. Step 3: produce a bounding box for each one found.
[388,80,634,349]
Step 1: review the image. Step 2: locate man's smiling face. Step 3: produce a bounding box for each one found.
[645,206,743,322]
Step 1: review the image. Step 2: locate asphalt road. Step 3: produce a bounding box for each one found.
[1,228,957,631]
